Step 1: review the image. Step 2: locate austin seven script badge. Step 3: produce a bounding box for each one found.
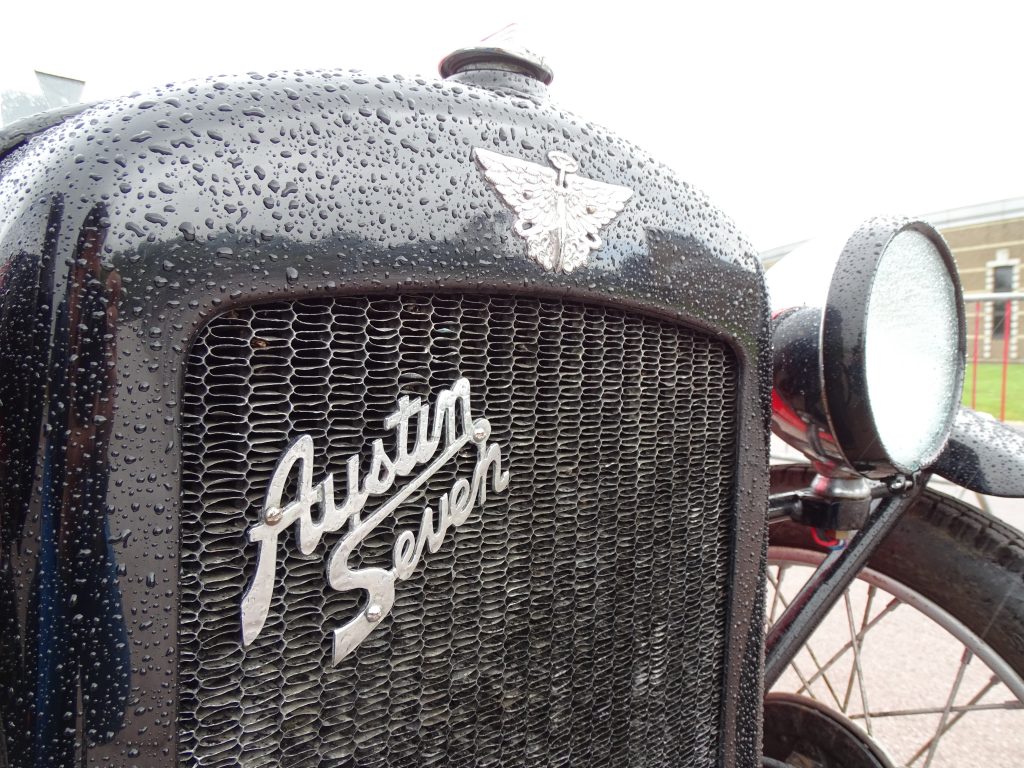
[240,377,510,665]
[474,147,633,274]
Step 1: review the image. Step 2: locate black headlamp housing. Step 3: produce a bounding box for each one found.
[770,217,966,478]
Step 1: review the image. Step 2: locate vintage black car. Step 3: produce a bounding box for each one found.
[0,43,1022,768]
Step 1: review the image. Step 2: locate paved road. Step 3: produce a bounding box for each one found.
[768,438,1024,767]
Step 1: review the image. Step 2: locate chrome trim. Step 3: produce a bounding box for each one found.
[473,147,633,273]
[239,377,510,663]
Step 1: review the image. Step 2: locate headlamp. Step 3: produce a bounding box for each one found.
[768,217,966,478]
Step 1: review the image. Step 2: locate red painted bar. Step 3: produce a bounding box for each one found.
[1000,301,1010,421]
[971,309,980,409]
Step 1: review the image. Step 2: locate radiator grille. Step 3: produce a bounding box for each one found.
[178,294,739,767]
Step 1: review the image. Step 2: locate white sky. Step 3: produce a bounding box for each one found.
[2,0,1022,251]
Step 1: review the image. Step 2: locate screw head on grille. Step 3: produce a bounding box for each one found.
[264,507,283,525]
[365,604,384,622]
[473,420,491,442]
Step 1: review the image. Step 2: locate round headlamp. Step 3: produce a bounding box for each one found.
[769,218,966,478]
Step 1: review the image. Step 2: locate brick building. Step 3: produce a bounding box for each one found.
[762,198,1024,363]
[927,199,1022,363]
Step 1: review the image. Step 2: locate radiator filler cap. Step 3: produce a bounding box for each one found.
[439,24,554,85]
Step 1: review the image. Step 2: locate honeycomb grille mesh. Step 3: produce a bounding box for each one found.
[178,294,739,767]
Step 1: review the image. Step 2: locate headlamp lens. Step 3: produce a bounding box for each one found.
[864,228,962,470]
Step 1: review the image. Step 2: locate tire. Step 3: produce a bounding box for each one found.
[767,464,1024,766]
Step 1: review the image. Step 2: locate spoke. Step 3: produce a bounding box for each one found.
[766,557,899,692]
[770,550,1024,768]
[798,597,901,693]
[843,591,872,733]
[850,698,1022,719]
[859,585,878,643]
[918,648,973,768]
[906,674,999,766]
[842,584,878,712]
[768,565,789,624]
[787,659,821,704]
[767,571,845,708]
[841,594,857,712]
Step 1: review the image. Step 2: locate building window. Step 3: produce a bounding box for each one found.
[992,264,1014,339]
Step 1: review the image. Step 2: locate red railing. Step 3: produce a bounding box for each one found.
[963,293,1023,421]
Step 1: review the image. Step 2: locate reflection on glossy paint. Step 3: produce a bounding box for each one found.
[0,199,129,765]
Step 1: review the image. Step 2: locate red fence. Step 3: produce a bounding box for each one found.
[964,293,1023,421]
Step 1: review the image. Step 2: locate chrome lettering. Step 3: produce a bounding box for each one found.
[239,377,510,664]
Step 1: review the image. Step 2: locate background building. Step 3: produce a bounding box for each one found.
[929,198,1023,363]
[762,197,1024,363]
[1,70,84,128]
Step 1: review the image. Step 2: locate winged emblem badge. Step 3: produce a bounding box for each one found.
[473,147,633,273]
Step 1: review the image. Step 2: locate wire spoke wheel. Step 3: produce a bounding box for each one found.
[767,466,1024,768]
[768,548,1024,767]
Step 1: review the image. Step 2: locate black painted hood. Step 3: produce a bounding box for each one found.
[0,66,771,767]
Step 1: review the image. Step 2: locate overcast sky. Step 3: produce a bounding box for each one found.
[2,0,1021,251]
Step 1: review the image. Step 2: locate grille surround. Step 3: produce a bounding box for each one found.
[179,293,740,767]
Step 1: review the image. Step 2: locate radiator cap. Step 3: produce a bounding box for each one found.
[439,24,554,85]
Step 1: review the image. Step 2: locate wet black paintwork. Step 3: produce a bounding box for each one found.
[934,407,1024,497]
[0,68,771,766]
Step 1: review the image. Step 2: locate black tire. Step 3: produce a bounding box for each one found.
[769,464,1024,686]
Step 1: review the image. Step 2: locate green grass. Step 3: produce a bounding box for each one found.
[962,362,1024,421]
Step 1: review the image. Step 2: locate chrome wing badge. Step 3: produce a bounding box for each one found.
[473,147,633,274]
